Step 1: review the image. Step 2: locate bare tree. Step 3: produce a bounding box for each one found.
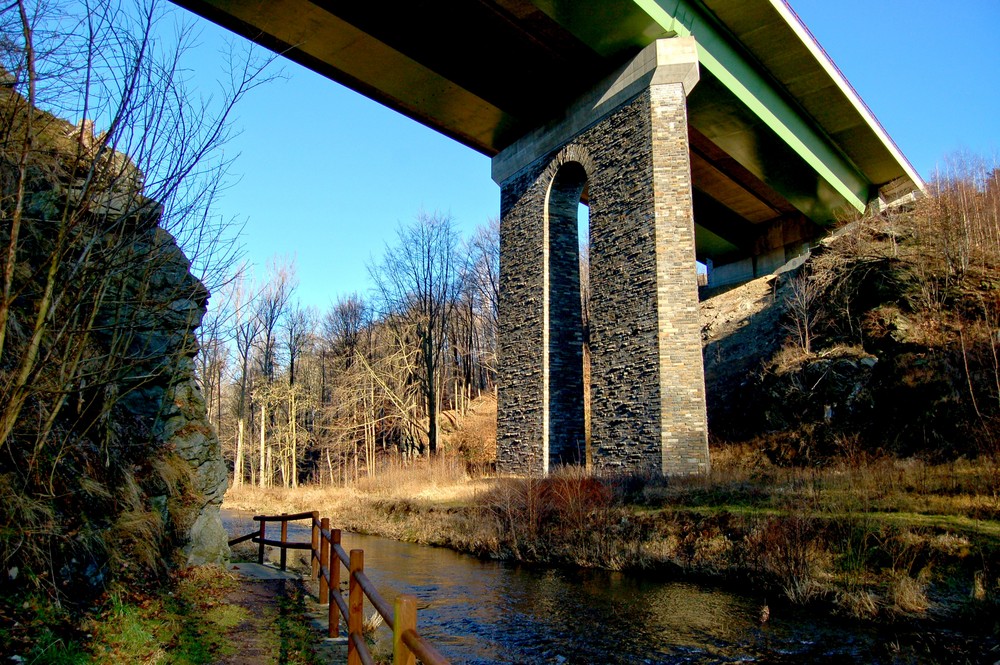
[315,293,381,480]
[784,271,824,354]
[284,302,314,386]
[468,219,500,342]
[229,272,261,486]
[0,0,274,445]
[466,218,500,389]
[195,295,230,433]
[282,302,315,486]
[370,211,464,455]
[255,257,296,382]
[249,258,294,486]
[324,292,367,365]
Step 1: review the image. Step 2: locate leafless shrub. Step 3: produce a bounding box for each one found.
[0,0,275,601]
[476,468,633,566]
[783,270,826,354]
[917,153,1000,278]
[742,514,826,604]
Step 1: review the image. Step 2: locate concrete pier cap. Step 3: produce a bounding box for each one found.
[492,37,699,185]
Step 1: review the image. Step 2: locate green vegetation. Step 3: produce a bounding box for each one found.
[2,566,321,663]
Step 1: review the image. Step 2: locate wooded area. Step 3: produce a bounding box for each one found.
[196,214,502,488]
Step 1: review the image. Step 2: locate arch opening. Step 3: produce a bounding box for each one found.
[543,162,588,471]
[578,201,592,469]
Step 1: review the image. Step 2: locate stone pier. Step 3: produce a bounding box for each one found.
[493,38,709,476]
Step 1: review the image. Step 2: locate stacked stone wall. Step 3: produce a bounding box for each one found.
[586,88,666,471]
[497,161,548,474]
[496,53,709,475]
[546,164,587,466]
[649,83,709,474]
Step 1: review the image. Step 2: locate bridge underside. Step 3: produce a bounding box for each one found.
[174,0,919,279]
[173,0,922,473]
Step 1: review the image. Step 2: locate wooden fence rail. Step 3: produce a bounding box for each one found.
[228,511,450,665]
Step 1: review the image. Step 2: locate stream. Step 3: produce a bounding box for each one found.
[221,510,972,664]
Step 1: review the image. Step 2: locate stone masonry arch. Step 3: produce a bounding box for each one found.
[495,38,709,476]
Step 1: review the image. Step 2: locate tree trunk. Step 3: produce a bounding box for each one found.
[266,445,272,489]
[290,389,298,488]
[259,402,266,488]
[234,418,245,487]
[278,433,287,488]
[366,381,376,477]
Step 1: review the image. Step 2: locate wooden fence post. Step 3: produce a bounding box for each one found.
[348,549,364,665]
[319,518,330,606]
[280,513,288,570]
[311,511,319,580]
[257,519,265,564]
[330,528,342,638]
[393,594,417,665]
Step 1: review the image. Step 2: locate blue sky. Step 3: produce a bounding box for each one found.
[173,1,1000,313]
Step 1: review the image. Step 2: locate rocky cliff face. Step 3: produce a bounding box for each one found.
[74,216,231,567]
[116,226,230,566]
[0,101,230,593]
[700,214,1000,462]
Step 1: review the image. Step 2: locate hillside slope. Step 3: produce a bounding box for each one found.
[701,176,1000,462]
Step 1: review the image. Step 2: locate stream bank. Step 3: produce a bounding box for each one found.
[222,464,1000,664]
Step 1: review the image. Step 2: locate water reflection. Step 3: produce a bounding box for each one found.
[223,512,879,664]
[328,532,877,664]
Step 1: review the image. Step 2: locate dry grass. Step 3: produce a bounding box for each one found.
[890,573,930,614]
[442,394,498,471]
[223,454,499,553]
[225,454,486,515]
[653,444,1000,525]
[353,454,477,503]
[632,450,998,618]
[224,446,999,622]
[837,588,880,619]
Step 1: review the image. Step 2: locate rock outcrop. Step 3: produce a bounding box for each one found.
[700,214,1000,461]
[131,228,230,565]
[0,90,230,587]
[91,219,230,566]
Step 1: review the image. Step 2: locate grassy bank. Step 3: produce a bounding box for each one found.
[224,450,1000,626]
[2,566,320,664]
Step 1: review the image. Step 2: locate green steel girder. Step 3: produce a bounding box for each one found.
[634,0,869,214]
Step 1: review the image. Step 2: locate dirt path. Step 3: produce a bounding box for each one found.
[218,576,327,665]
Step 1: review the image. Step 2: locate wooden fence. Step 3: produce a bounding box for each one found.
[228,511,451,665]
